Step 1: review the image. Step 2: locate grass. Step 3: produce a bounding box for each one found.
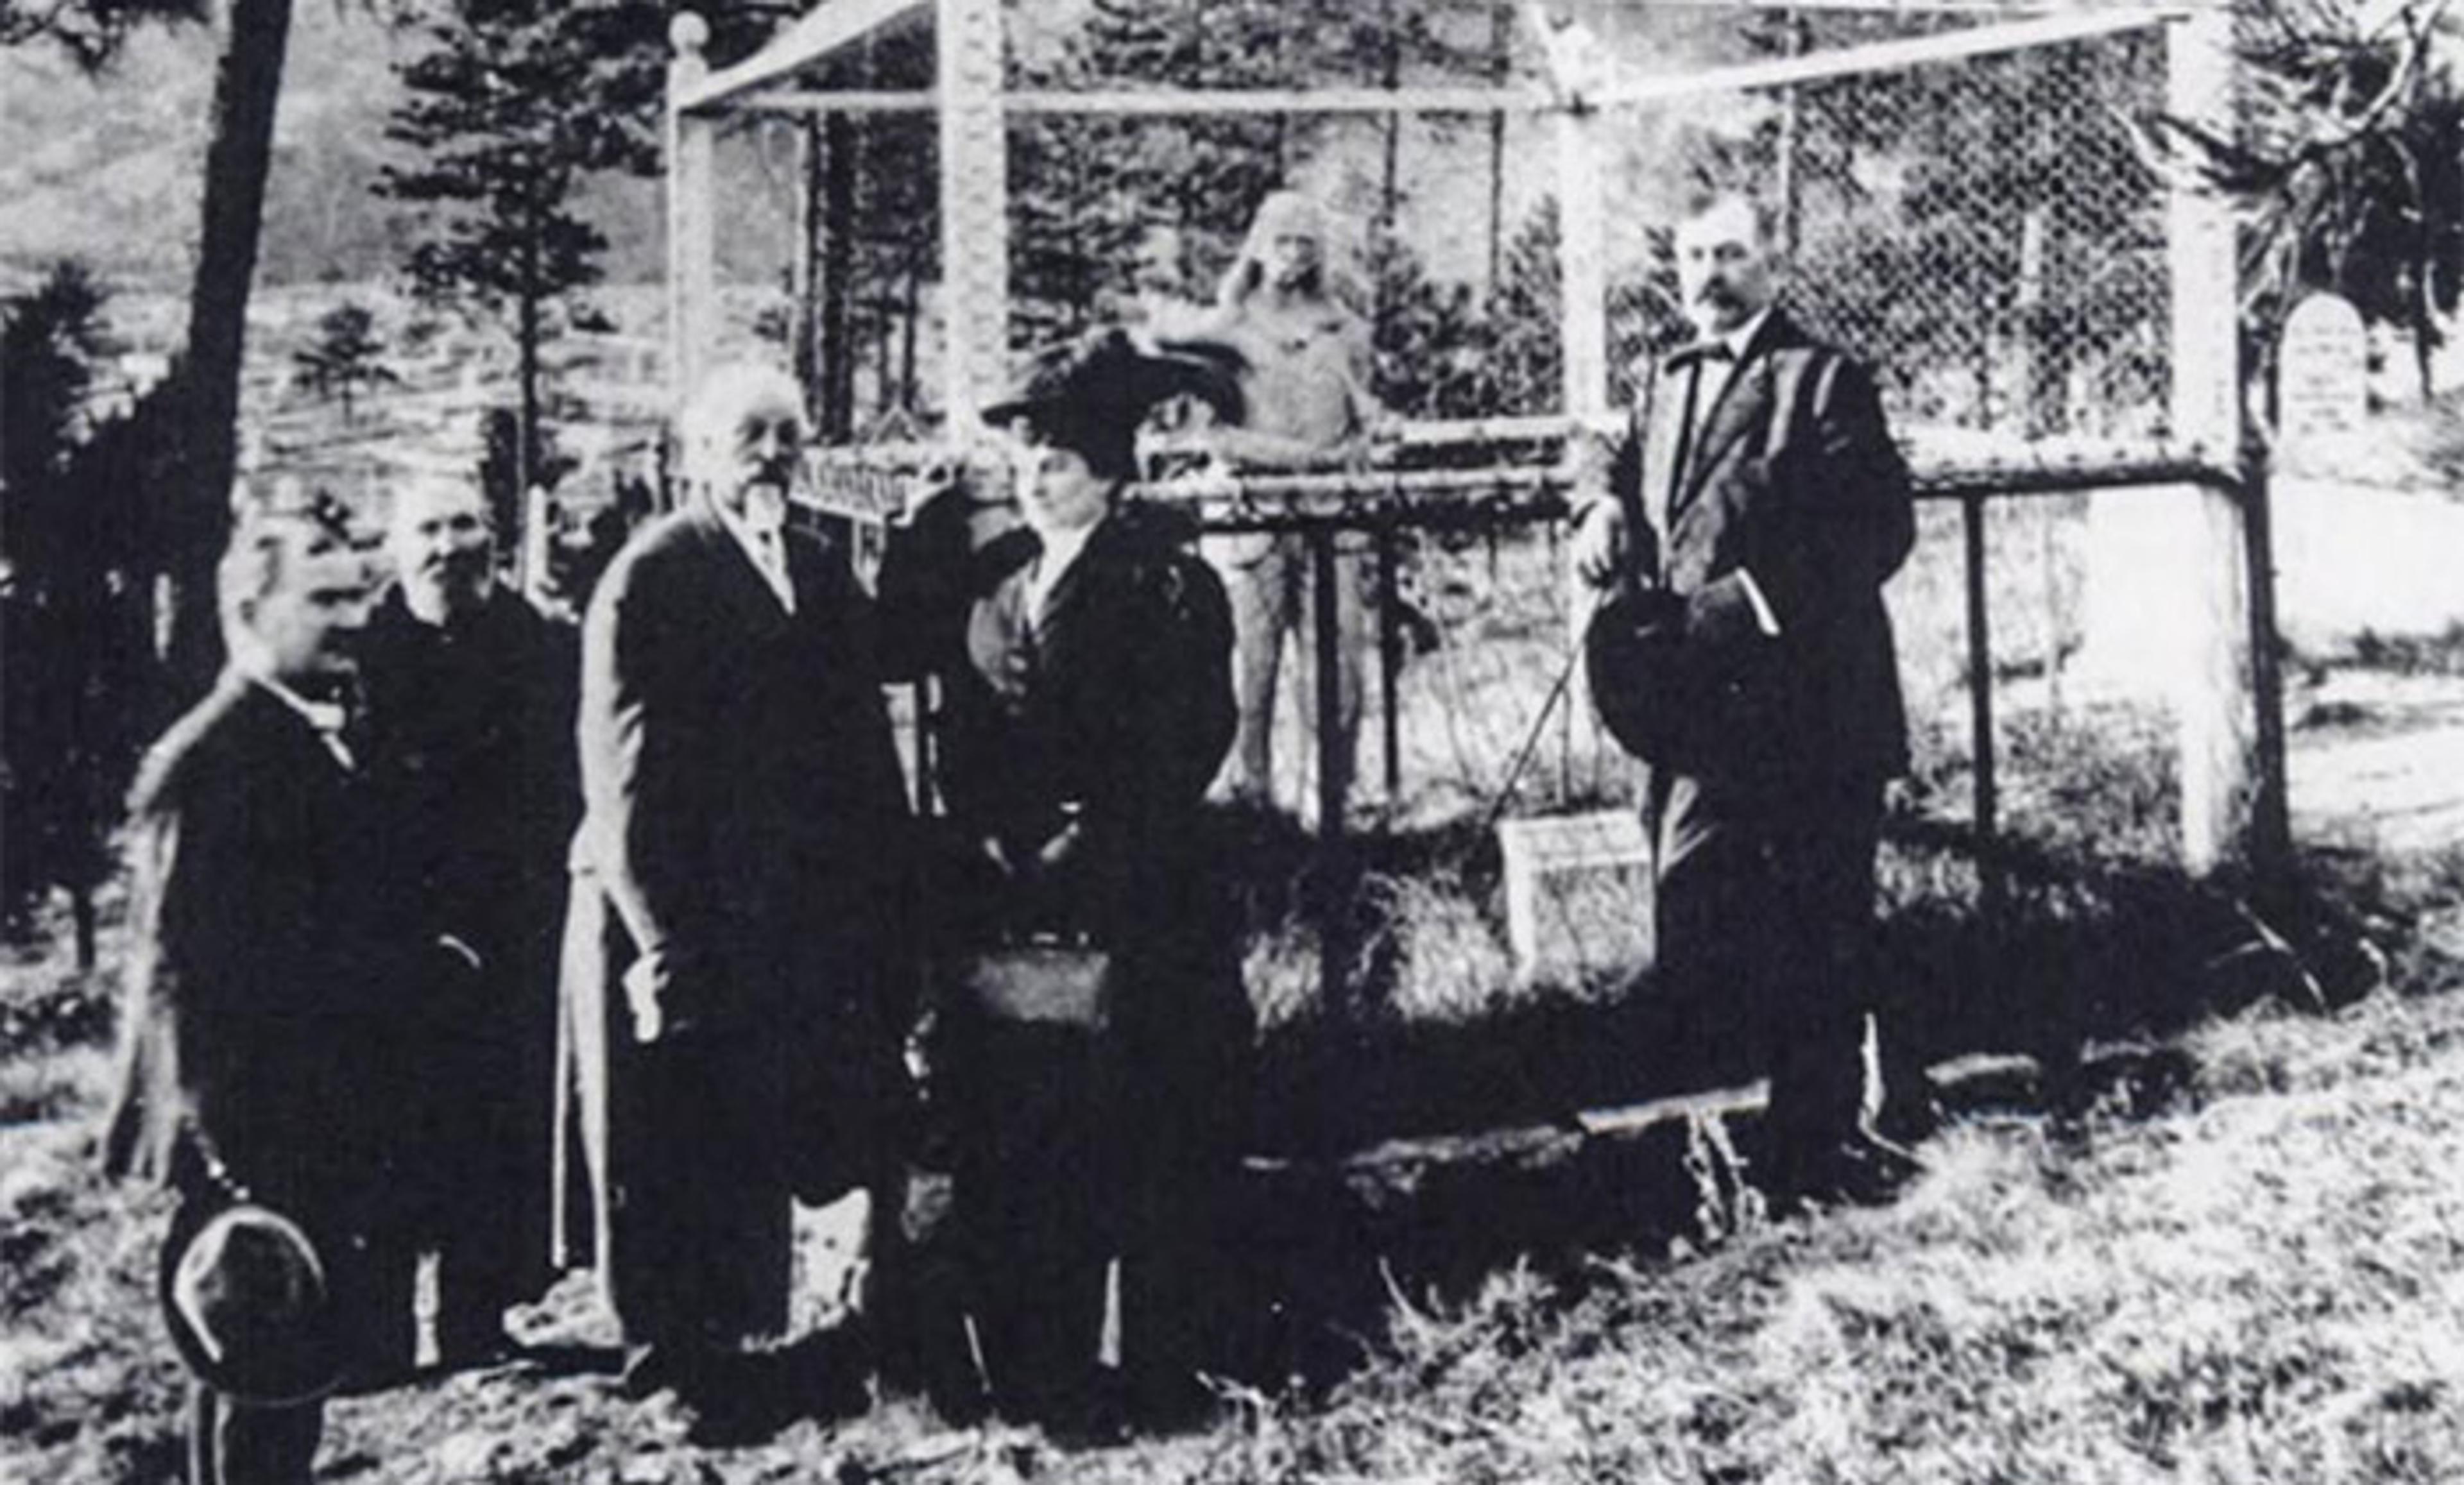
[1091,960,2464,1485]
[6,539,2463,1481]
[14,951,2464,1483]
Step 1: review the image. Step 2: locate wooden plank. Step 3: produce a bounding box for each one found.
[937,0,1008,429]
[678,0,928,114]
[2164,7,2255,877]
[753,84,1554,116]
[667,17,717,407]
[1587,7,2177,105]
[1003,83,1557,116]
[751,89,943,115]
[711,4,2186,121]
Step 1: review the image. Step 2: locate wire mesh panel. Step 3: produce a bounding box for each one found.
[1587,10,2174,441]
[683,1,2208,929]
[691,2,2179,441]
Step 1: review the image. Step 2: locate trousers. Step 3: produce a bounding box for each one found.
[1648,769,1886,1156]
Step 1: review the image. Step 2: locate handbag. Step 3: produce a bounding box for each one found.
[948,934,1115,1030]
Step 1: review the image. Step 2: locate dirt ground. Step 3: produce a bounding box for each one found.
[2289,670,2464,856]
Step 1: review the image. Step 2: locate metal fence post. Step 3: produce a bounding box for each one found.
[1377,523,1401,802]
[1312,527,1349,1017]
[1962,491,2001,909]
[2236,453,2295,904]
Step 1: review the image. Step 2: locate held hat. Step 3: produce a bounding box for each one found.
[1583,582,1788,773]
[159,1200,342,1407]
[982,328,1245,480]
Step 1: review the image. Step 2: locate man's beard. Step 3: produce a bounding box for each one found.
[411,554,493,620]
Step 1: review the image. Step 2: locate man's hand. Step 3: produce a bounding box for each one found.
[1571,499,1627,590]
[622,948,676,1045]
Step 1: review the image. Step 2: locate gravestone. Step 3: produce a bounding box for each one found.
[2278,294,2367,445]
[1495,808,1653,981]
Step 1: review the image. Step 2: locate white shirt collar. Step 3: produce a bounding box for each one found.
[1718,306,1773,362]
[709,489,796,613]
[243,668,355,767]
[1023,517,1101,620]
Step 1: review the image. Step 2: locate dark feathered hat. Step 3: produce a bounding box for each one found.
[983,328,1245,480]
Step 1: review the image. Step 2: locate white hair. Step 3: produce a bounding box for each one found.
[384,470,488,537]
[677,362,807,482]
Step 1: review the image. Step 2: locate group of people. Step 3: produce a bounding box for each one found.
[98,181,1925,1482]
[101,470,575,1481]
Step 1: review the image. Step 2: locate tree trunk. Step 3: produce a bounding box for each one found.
[167,0,296,698]
[823,112,857,439]
[1485,0,1508,294]
[900,253,920,412]
[1377,0,1399,347]
[519,211,543,507]
[796,116,824,420]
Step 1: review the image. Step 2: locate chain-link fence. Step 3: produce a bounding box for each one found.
[697,3,2177,437]
[691,1,2216,1013]
[1595,11,2173,441]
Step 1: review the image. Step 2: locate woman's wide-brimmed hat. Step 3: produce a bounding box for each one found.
[982,327,1246,443]
[159,1199,343,1407]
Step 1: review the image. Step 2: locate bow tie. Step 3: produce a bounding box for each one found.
[1670,339,1736,368]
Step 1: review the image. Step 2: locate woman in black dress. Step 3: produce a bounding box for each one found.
[880,329,1248,1432]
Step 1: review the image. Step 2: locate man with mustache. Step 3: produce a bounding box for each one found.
[1573,189,1924,1208]
[560,363,912,1423]
[359,473,578,1366]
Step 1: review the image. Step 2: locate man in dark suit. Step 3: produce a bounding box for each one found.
[560,362,911,1414]
[1575,189,1922,1206]
[101,508,425,1484]
[359,473,578,1366]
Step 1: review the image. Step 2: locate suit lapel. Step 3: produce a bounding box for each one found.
[1668,311,1795,525]
[1643,359,1692,536]
[689,505,792,636]
[783,527,834,625]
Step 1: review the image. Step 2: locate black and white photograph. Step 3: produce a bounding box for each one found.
[4,0,2462,1479]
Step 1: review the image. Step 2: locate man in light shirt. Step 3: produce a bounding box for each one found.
[1573,189,1922,1209]
[560,363,912,1425]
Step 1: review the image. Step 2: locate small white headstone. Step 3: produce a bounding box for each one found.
[2279,294,2368,444]
[1495,808,1653,981]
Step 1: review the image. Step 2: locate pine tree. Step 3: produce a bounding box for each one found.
[0,262,148,958]
[8,0,306,692]
[291,301,398,423]
[381,0,657,499]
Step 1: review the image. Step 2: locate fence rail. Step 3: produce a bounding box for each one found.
[817,436,2279,1000]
